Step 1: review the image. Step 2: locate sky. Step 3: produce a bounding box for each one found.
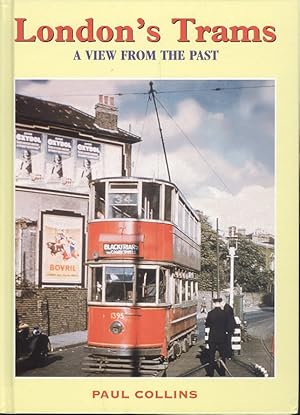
[15,79,275,235]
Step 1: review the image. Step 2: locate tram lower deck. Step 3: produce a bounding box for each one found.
[83,177,201,375]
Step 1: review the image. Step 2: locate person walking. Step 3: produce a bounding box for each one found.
[205,297,228,377]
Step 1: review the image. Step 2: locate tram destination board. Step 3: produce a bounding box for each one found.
[103,243,139,256]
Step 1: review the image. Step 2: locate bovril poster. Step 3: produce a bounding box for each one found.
[42,213,83,285]
[0,0,298,414]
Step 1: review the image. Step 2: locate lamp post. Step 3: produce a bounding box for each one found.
[227,226,238,307]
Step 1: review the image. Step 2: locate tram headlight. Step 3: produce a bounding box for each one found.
[93,252,100,260]
[110,321,124,334]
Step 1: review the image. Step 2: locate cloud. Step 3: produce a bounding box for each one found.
[119,96,225,154]
[15,79,275,234]
[15,79,147,116]
[191,185,274,235]
[133,139,273,195]
[133,145,274,234]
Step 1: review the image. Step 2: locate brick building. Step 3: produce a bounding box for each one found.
[15,93,140,335]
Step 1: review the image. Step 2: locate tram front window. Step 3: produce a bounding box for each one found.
[91,267,103,301]
[136,269,156,303]
[105,266,134,302]
[108,192,138,218]
[95,182,105,219]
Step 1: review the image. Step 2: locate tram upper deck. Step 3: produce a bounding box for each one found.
[87,177,201,271]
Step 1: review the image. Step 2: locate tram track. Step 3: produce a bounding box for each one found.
[175,357,255,377]
[232,334,274,377]
[173,334,274,378]
[261,335,274,361]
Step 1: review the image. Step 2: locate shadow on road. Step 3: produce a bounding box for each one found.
[16,354,63,376]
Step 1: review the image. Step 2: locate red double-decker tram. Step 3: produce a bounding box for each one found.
[83,177,201,376]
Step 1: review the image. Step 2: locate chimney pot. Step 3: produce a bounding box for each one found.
[95,94,118,130]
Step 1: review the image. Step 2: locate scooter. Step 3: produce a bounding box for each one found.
[16,323,51,367]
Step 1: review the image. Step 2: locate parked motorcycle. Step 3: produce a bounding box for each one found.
[16,323,51,367]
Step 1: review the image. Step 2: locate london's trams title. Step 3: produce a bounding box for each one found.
[15,17,277,43]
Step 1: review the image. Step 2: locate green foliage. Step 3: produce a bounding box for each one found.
[199,213,228,291]
[199,212,274,293]
[234,236,273,292]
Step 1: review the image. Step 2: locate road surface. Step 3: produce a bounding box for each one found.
[17,307,274,377]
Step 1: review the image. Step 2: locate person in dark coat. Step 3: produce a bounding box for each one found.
[223,302,236,359]
[205,297,227,377]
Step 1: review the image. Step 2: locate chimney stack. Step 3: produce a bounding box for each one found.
[95,95,118,130]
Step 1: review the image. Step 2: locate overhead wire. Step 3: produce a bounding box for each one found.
[155,94,233,194]
[149,81,171,182]
[29,83,274,98]
[153,84,274,95]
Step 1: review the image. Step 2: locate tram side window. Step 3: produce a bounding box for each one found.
[197,222,201,244]
[192,218,197,240]
[187,280,193,301]
[159,269,166,303]
[105,267,134,302]
[184,209,189,235]
[178,200,184,230]
[182,280,187,302]
[95,182,105,219]
[91,268,103,301]
[136,269,156,303]
[164,185,172,222]
[142,183,160,220]
[174,278,180,304]
[186,280,190,301]
[190,281,196,300]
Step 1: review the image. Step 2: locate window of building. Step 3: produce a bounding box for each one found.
[105,266,134,302]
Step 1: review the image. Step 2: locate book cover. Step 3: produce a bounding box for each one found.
[0,0,298,413]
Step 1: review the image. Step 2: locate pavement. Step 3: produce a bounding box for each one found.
[49,330,87,351]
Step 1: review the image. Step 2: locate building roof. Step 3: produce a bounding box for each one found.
[16,94,141,144]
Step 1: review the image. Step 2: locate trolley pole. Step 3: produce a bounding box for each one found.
[149,81,171,182]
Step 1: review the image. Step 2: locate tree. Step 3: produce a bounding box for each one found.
[198,211,273,293]
[198,213,228,292]
[234,236,271,292]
